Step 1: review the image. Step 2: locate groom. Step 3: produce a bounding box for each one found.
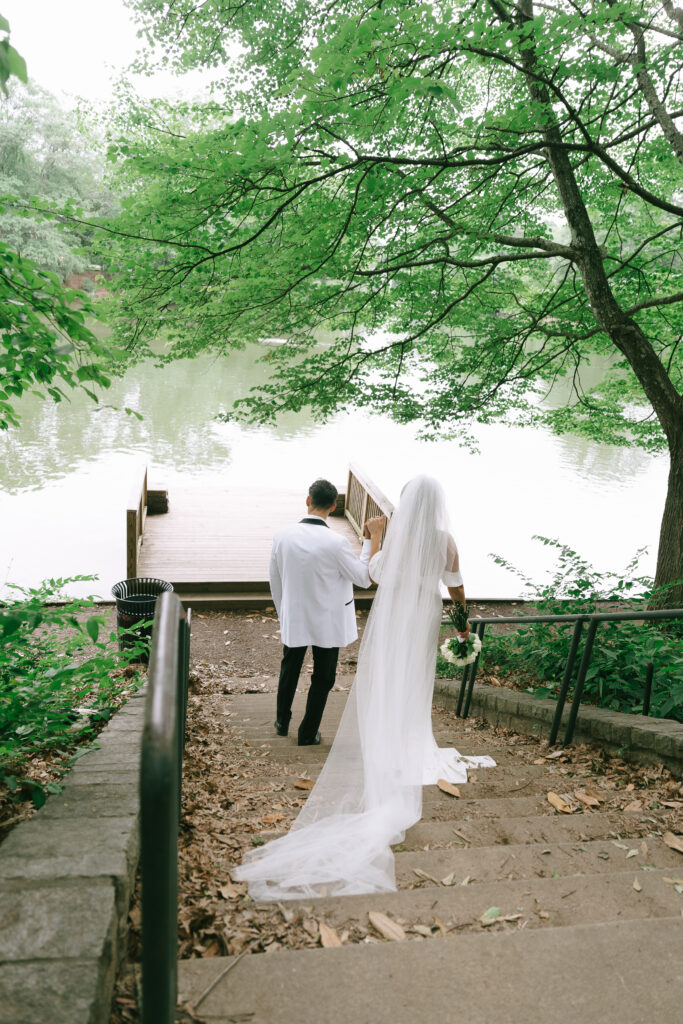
[270,478,385,745]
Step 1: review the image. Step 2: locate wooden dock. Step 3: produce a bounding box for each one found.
[128,466,394,609]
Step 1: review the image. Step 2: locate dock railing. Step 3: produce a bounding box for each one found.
[140,591,191,1024]
[448,607,683,746]
[345,464,394,542]
[127,465,148,578]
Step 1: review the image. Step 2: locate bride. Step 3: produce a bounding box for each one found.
[232,475,495,900]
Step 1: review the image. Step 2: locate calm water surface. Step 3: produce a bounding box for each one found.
[0,344,666,600]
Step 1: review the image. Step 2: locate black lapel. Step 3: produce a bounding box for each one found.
[299,517,329,528]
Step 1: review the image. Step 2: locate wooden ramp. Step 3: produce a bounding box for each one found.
[129,466,394,609]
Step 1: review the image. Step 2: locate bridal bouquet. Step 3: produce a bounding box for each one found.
[440,603,482,668]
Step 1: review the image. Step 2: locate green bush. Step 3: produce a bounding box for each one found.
[438,539,683,723]
[0,576,146,807]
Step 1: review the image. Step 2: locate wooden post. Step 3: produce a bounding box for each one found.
[126,508,138,578]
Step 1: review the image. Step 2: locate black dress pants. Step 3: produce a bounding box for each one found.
[276,644,339,743]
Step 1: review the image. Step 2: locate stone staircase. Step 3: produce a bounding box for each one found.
[176,693,683,1023]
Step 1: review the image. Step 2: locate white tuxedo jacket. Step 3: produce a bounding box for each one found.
[269,517,372,648]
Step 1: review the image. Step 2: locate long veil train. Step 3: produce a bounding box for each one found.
[232,476,495,900]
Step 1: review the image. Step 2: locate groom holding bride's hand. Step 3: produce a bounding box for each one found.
[270,478,386,745]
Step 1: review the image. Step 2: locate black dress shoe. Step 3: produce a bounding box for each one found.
[274,719,290,737]
[298,731,321,746]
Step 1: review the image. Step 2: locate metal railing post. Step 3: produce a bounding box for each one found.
[563,617,600,747]
[456,664,470,716]
[549,617,586,746]
[462,622,486,719]
[140,592,190,1024]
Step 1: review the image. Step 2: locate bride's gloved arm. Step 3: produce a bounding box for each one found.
[443,538,469,636]
[339,517,384,588]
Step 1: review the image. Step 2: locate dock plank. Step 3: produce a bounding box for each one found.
[137,487,361,586]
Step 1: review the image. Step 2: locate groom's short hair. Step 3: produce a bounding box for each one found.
[309,478,338,509]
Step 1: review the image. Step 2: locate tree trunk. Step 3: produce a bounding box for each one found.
[653,444,683,607]
[512,0,683,606]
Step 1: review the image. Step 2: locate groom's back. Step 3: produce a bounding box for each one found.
[270,521,361,649]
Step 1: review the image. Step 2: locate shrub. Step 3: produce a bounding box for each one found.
[0,576,146,807]
[438,539,683,723]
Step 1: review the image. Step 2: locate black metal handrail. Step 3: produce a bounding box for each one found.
[447,607,683,747]
[140,592,191,1024]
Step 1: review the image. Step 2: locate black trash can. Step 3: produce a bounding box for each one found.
[111,577,174,661]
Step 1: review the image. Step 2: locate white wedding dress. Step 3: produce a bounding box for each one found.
[232,476,496,900]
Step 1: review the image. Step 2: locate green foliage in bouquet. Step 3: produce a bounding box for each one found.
[446,602,470,635]
[485,538,683,723]
[0,576,146,807]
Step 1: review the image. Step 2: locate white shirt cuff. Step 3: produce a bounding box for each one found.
[360,539,372,562]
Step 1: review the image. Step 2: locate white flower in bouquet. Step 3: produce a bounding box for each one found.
[440,632,482,667]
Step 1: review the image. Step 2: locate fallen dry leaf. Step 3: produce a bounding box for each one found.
[547,791,572,814]
[293,779,315,791]
[368,911,406,942]
[413,924,433,937]
[412,867,442,885]
[437,779,461,798]
[262,813,285,824]
[302,918,319,939]
[662,831,683,855]
[575,791,600,808]
[218,882,240,900]
[623,801,643,813]
[662,800,683,809]
[441,872,456,886]
[633,878,642,892]
[545,750,566,760]
[581,787,605,803]
[319,922,343,948]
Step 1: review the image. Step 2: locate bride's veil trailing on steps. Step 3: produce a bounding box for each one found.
[232,475,495,901]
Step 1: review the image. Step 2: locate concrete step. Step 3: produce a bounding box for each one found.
[176,917,683,1024]
[392,835,681,885]
[243,745,512,766]
[272,869,681,932]
[238,763,592,800]
[402,810,641,850]
[244,786,557,824]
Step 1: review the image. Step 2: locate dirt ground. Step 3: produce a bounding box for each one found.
[188,601,526,692]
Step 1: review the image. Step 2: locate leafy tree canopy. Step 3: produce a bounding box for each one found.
[103,0,682,595]
[110,0,681,446]
[0,83,117,280]
[0,17,115,428]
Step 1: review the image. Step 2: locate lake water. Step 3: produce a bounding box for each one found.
[0,343,667,600]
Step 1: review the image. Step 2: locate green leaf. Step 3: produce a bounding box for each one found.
[31,785,47,809]
[86,618,99,643]
[5,43,27,82]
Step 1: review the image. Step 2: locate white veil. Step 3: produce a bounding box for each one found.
[232,475,493,900]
